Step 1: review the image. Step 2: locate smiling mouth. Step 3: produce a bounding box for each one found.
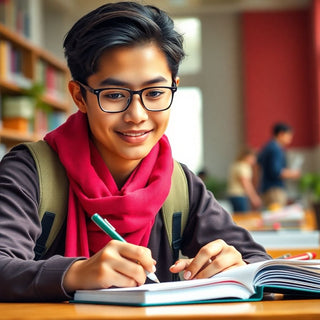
[120,131,151,137]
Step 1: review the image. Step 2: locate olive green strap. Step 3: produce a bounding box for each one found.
[24,141,69,256]
[162,161,189,255]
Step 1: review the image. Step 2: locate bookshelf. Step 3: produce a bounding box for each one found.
[0,22,71,151]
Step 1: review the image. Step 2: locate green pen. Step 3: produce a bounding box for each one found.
[91,213,160,283]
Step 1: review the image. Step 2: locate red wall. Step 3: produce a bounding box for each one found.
[242,10,314,148]
[311,0,320,145]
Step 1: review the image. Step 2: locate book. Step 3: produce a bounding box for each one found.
[290,154,304,170]
[261,203,305,229]
[2,96,34,119]
[0,40,10,80]
[0,0,31,38]
[73,259,320,306]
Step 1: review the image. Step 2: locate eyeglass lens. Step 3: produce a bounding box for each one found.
[98,87,173,112]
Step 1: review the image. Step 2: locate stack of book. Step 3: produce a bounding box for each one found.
[2,95,34,132]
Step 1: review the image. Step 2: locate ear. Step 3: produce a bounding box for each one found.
[175,77,180,87]
[68,80,87,113]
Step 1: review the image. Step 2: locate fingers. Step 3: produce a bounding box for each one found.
[118,241,156,274]
[98,260,144,288]
[63,240,157,292]
[103,250,147,287]
[169,258,193,274]
[100,240,156,285]
[181,240,246,280]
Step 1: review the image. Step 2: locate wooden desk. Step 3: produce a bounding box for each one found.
[0,300,319,320]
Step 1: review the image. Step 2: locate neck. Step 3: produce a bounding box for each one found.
[92,141,140,190]
[274,137,284,147]
[106,159,140,189]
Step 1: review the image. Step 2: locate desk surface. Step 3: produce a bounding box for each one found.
[1,299,319,320]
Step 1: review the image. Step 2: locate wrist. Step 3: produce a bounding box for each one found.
[63,259,85,294]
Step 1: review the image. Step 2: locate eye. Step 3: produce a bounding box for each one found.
[101,89,127,100]
[145,88,164,99]
[107,93,124,100]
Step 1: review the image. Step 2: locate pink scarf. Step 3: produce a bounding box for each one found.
[44,111,173,257]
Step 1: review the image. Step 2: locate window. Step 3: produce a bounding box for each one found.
[166,87,203,173]
[174,17,201,75]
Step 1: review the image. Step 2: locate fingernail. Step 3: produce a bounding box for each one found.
[184,271,191,280]
[152,265,156,273]
[169,261,179,269]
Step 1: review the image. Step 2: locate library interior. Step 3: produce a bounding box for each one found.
[1,0,320,318]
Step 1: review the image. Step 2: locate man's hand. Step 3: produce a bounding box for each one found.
[169,239,246,280]
[63,240,156,293]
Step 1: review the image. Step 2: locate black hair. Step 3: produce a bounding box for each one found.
[63,1,185,83]
[272,122,292,136]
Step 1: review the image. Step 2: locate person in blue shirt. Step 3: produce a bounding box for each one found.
[258,122,301,207]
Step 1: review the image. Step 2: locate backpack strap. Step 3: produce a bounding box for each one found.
[24,141,69,259]
[162,161,189,266]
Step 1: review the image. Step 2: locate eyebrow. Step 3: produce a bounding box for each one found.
[98,76,169,87]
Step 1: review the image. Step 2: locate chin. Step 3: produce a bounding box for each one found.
[121,148,151,161]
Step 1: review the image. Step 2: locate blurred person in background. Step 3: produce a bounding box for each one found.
[227,147,261,212]
[258,122,301,208]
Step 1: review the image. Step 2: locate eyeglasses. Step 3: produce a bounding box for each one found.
[76,81,177,113]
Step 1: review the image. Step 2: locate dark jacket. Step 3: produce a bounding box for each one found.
[258,140,287,192]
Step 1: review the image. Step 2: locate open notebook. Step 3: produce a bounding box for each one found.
[72,259,320,306]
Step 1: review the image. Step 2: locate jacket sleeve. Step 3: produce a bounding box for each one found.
[180,164,271,263]
[0,145,78,301]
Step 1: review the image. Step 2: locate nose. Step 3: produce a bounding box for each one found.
[123,94,148,123]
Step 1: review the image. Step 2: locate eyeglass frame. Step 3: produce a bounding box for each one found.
[76,80,177,113]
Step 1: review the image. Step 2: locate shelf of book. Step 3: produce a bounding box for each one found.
[0,21,71,153]
[0,0,32,40]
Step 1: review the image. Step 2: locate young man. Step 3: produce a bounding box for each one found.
[258,122,301,207]
[0,2,270,302]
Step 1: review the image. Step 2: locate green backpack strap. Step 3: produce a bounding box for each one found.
[24,141,69,259]
[162,161,189,265]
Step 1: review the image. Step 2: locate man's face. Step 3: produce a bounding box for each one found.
[75,43,178,173]
[278,131,293,146]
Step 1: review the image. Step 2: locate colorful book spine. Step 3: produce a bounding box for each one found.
[48,111,66,131]
[36,60,66,102]
[0,39,10,80]
[0,0,31,39]
[0,39,32,88]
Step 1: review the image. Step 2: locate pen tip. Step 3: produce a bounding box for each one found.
[147,272,160,283]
